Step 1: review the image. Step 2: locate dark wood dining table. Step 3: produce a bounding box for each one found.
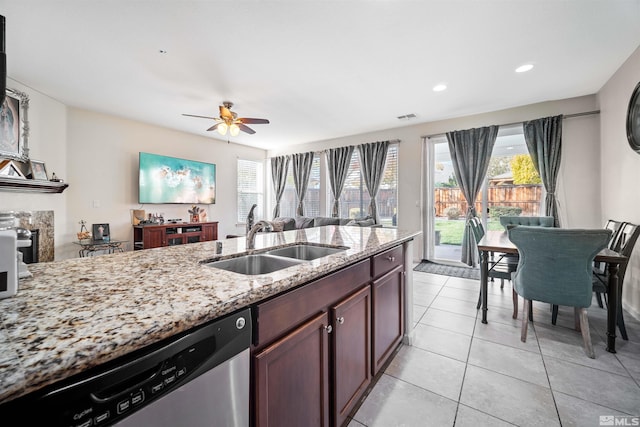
[477,230,628,353]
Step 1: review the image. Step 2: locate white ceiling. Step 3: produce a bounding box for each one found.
[2,0,640,150]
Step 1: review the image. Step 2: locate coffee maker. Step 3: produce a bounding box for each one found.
[0,211,32,299]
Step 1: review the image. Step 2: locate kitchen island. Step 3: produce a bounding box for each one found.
[0,225,418,410]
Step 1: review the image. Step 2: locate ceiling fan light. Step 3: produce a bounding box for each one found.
[229,123,240,136]
[217,122,228,135]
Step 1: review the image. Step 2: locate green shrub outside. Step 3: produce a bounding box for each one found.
[489,206,522,219]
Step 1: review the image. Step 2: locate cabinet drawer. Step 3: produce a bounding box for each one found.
[372,245,404,279]
[255,259,371,348]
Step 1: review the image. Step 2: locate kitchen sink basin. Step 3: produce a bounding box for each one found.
[265,244,347,261]
[203,254,305,275]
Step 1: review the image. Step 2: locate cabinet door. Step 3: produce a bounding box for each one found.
[372,265,404,375]
[254,312,330,427]
[202,223,217,241]
[332,286,371,427]
[143,228,165,249]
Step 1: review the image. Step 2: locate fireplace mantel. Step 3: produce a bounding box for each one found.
[0,176,69,193]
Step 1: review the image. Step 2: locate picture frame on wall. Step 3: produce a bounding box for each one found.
[29,159,48,180]
[0,87,30,160]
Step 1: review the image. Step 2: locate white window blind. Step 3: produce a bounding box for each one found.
[237,159,264,223]
[279,154,320,218]
[337,144,398,226]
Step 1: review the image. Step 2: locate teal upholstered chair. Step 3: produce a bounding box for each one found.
[508,227,611,358]
[499,215,555,230]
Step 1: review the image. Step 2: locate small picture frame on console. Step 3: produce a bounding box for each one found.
[92,223,110,242]
[29,159,48,180]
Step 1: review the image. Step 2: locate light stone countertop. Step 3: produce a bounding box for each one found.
[0,225,419,405]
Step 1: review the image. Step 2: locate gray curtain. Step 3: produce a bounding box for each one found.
[523,115,562,227]
[357,141,389,223]
[327,145,355,217]
[270,155,290,218]
[291,152,315,216]
[447,125,499,266]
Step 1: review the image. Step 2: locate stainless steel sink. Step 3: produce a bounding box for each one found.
[265,244,347,261]
[203,254,305,275]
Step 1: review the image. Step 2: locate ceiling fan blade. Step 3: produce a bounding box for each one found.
[183,114,219,120]
[238,118,270,125]
[206,123,221,132]
[238,123,256,134]
[220,105,233,120]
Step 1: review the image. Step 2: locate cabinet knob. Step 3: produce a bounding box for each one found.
[337,316,345,324]
[387,256,395,262]
[325,325,333,334]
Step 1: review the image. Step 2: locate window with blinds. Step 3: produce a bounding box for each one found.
[237,159,264,223]
[279,154,320,218]
[337,144,398,226]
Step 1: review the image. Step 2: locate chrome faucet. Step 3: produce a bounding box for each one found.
[246,220,273,250]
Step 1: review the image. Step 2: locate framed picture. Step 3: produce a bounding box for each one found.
[30,160,48,180]
[92,223,110,242]
[0,159,26,179]
[0,88,30,160]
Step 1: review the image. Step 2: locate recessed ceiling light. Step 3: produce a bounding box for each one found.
[515,64,534,73]
[433,84,447,92]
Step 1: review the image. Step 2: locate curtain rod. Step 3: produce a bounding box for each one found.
[313,139,401,154]
[421,110,600,140]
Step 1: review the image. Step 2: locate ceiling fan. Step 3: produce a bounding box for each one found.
[182,101,269,136]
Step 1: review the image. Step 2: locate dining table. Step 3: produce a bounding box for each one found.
[477,230,628,353]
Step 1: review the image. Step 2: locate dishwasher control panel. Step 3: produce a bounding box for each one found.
[10,308,252,427]
[59,334,213,427]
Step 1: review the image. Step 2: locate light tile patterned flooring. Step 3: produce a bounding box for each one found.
[347,267,640,427]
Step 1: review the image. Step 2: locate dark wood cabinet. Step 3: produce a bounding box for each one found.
[252,243,406,427]
[254,312,330,427]
[371,245,405,375]
[332,286,371,427]
[372,265,404,375]
[133,221,218,250]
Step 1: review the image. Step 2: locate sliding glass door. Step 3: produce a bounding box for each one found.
[423,126,543,265]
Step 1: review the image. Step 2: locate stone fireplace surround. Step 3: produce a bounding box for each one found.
[16,210,54,262]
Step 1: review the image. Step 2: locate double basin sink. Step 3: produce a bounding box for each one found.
[203,243,348,275]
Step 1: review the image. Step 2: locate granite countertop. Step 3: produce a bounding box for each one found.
[0,225,419,405]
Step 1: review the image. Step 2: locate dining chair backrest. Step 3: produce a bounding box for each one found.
[604,219,625,250]
[468,217,484,247]
[613,222,639,255]
[508,227,611,308]
[499,216,554,230]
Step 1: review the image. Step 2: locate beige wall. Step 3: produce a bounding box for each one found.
[597,45,640,319]
[269,95,602,263]
[65,108,266,257]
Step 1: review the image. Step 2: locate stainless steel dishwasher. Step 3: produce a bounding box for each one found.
[22,308,251,427]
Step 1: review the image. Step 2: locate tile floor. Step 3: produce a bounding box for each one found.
[347,267,640,427]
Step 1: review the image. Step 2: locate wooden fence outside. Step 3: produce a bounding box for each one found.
[435,184,543,217]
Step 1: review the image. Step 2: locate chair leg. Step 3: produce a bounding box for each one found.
[577,307,595,359]
[521,298,530,342]
[595,292,604,309]
[552,304,558,325]
[500,278,504,289]
[512,289,518,319]
[574,307,580,331]
[529,300,533,321]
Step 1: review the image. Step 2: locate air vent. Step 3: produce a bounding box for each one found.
[397,114,416,120]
